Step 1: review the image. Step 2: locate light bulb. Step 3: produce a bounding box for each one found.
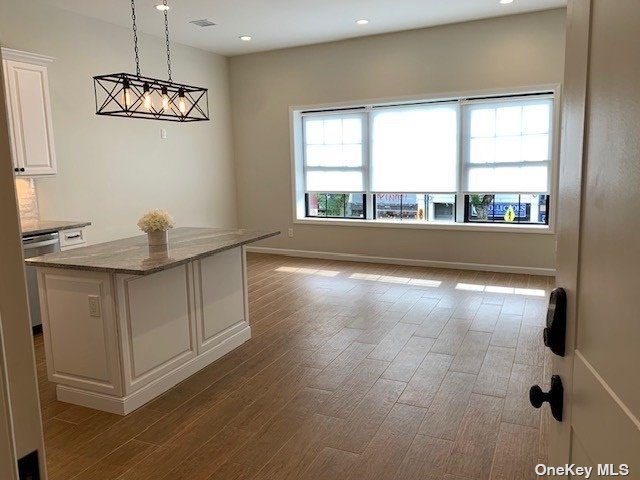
[122,79,132,110]
[161,87,170,111]
[178,89,188,115]
[143,83,153,111]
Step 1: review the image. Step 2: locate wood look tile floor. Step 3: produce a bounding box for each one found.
[34,253,553,480]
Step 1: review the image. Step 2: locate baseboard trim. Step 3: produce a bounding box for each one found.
[246,246,556,277]
[56,325,252,415]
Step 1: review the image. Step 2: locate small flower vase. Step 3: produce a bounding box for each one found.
[147,230,168,246]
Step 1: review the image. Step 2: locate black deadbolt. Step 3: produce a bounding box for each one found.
[544,287,567,356]
[530,374,563,422]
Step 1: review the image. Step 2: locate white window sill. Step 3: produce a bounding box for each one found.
[294,217,554,235]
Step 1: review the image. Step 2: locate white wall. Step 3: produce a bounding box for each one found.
[229,9,566,273]
[0,0,238,244]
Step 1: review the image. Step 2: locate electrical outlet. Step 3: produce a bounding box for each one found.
[88,295,101,317]
[288,228,294,237]
[160,128,167,139]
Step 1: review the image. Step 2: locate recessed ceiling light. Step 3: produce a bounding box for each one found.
[356,19,369,25]
[240,36,252,42]
[499,0,514,4]
[155,4,170,11]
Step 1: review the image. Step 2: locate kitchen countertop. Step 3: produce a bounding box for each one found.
[21,219,92,237]
[25,227,280,275]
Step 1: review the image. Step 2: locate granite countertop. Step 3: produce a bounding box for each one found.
[21,219,92,237]
[25,227,279,275]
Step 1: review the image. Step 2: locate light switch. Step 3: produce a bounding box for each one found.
[160,128,167,139]
[88,295,101,317]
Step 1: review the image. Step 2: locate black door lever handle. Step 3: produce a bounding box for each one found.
[530,375,563,422]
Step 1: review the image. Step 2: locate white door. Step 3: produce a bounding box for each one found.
[549,0,640,475]
[0,314,19,480]
[2,58,57,176]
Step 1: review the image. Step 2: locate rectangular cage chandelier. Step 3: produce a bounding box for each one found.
[93,0,209,122]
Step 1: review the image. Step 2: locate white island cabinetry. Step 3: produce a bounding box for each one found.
[29,228,278,415]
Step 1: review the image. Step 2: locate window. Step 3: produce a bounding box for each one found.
[374,194,456,222]
[306,193,366,219]
[371,104,458,193]
[464,194,549,225]
[463,97,552,194]
[295,91,555,229]
[303,113,366,193]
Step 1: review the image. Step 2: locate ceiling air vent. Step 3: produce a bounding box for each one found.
[190,19,216,27]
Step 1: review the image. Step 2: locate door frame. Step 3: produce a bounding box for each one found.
[0,44,47,478]
[549,0,592,467]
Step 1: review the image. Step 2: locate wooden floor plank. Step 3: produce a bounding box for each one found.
[298,447,360,480]
[418,371,476,440]
[368,323,418,362]
[309,342,375,391]
[253,414,344,480]
[71,440,157,480]
[490,314,522,349]
[431,317,473,356]
[328,378,407,453]
[450,331,491,375]
[446,394,504,479]
[393,434,453,480]
[398,352,453,408]
[347,403,427,480]
[382,336,435,382]
[318,358,389,419]
[514,325,545,367]
[414,307,454,338]
[473,346,516,398]
[490,422,539,480]
[470,304,502,333]
[502,363,543,428]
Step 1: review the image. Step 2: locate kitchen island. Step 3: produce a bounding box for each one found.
[26,227,279,415]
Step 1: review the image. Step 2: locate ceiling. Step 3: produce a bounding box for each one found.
[41,0,566,56]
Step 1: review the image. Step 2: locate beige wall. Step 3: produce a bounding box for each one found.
[229,9,566,272]
[0,0,237,244]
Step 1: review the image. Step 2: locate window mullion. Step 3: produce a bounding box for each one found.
[456,99,465,223]
[365,109,373,220]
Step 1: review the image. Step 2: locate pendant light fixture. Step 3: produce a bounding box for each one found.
[93,0,209,122]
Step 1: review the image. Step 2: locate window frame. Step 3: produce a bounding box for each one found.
[290,85,561,234]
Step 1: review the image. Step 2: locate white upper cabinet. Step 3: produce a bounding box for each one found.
[2,48,57,176]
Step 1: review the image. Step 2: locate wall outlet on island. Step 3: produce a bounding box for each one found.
[88,295,101,317]
[288,228,294,238]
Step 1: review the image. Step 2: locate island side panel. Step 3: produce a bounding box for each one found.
[194,246,250,354]
[37,268,122,396]
[115,263,198,396]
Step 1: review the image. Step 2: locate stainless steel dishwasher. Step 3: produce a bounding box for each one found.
[23,232,60,329]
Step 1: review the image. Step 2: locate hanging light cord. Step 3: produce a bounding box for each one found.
[163,0,173,83]
[131,0,141,77]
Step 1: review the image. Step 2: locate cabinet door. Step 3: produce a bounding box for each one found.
[3,59,57,175]
[195,247,247,353]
